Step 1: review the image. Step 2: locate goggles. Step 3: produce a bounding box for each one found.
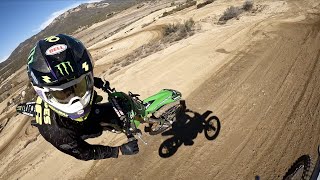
[46,74,93,104]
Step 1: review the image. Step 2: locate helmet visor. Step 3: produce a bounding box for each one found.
[47,75,92,104]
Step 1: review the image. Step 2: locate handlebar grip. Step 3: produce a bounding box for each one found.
[94,77,111,91]
[94,77,104,88]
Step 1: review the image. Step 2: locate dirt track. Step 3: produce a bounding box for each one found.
[186,15,320,179]
[84,5,320,180]
[1,0,320,179]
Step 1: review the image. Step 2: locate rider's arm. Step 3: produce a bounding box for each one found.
[38,124,120,161]
[58,138,120,161]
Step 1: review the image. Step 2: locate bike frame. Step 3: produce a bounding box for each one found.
[107,89,182,131]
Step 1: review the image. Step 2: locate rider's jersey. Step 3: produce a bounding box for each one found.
[33,92,120,160]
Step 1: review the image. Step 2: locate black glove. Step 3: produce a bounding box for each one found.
[92,145,119,159]
[119,139,139,155]
[94,77,110,89]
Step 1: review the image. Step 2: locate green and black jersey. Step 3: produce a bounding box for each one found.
[33,94,121,161]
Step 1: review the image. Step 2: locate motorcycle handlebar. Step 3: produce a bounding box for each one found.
[94,77,114,94]
[94,77,140,142]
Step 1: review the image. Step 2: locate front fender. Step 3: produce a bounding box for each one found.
[143,89,181,115]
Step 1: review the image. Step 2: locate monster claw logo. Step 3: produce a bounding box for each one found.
[27,46,36,65]
[55,61,74,76]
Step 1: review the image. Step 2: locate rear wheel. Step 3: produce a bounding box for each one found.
[158,138,180,158]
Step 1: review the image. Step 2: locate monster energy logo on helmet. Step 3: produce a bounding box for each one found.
[55,61,74,76]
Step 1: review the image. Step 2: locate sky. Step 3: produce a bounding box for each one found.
[0,0,103,63]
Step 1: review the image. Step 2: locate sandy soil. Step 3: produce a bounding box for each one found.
[1,0,320,179]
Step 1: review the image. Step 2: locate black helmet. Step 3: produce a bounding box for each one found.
[27,34,95,121]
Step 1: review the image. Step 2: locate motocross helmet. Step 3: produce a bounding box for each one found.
[27,34,94,121]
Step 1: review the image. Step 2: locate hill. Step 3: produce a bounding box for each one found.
[0,0,143,83]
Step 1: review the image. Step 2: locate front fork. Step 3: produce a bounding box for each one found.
[110,98,148,145]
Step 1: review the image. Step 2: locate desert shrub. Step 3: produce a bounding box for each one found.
[184,18,195,32]
[112,18,195,69]
[141,20,155,28]
[162,0,196,17]
[137,3,145,9]
[196,0,214,9]
[164,24,179,36]
[109,67,120,75]
[243,0,253,11]
[163,18,195,41]
[219,6,242,22]
[162,11,170,17]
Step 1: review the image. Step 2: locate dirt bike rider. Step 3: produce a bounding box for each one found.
[23,34,139,161]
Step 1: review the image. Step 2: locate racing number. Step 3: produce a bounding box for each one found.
[43,103,51,124]
[35,103,43,125]
[35,98,51,125]
[44,36,60,43]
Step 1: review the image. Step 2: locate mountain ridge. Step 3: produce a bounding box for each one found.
[0,0,145,81]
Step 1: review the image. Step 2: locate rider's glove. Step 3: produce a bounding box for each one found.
[94,77,110,89]
[119,139,139,155]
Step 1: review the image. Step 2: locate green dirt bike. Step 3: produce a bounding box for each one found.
[95,79,183,143]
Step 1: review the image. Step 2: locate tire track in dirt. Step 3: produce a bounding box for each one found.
[269,50,320,179]
[248,20,320,179]
[0,115,29,154]
[243,20,320,179]
[182,14,320,179]
[246,21,319,179]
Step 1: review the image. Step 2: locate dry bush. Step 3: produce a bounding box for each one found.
[162,0,197,17]
[118,42,164,68]
[141,20,155,28]
[219,6,242,22]
[243,0,253,11]
[196,0,214,9]
[114,18,196,69]
[218,0,255,24]
[163,18,195,41]
[137,3,145,9]
[109,67,120,75]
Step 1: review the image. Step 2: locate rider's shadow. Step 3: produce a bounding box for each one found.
[158,102,221,158]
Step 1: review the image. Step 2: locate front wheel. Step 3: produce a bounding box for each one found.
[283,155,312,180]
[149,102,182,135]
[148,120,171,135]
[204,116,221,140]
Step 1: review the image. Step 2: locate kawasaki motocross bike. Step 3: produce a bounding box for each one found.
[94,79,183,143]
